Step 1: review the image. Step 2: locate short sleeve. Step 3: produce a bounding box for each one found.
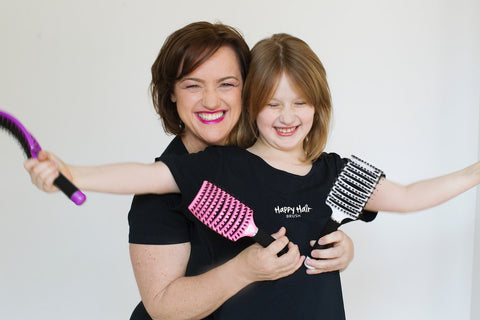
[324,152,379,223]
[128,192,191,244]
[161,146,225,209]
[128,137,193,245]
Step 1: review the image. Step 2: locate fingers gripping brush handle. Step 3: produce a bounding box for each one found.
[188,181,288,256]
[311,219,341,250]
[253,228,289,256]
[305,155,384,269]
[0,110,86,205]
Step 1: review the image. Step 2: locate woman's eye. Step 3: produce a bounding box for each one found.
[295,101,307,106]
[268,103,279,107]
[185,84,200,89]
[219,82,236,88]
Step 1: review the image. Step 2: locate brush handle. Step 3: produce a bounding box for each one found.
[311,219,341,250]
[54,173,86,205]
[253,228,288,256]
[304,219,341,269]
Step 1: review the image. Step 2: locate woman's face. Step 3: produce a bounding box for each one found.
[172,46,243,152]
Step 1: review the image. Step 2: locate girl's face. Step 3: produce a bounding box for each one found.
[255,73,315,155]
[172,46,243,152]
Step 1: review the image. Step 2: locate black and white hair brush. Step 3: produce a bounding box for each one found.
[305,155,384,268]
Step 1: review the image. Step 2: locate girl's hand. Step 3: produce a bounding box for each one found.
[23,150,71,193]
[304,230,354,274]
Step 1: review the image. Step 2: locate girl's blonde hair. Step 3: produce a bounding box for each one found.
[228,33,332,162]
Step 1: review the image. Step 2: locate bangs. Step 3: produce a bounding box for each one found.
[176,43,221,79]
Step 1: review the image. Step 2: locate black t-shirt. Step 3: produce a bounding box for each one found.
[161,146,377,320]
[128,136,217,320]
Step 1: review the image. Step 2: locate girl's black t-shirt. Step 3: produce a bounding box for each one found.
[160,145,377,320]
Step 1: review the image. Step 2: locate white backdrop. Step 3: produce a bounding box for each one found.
[0,0,479,319]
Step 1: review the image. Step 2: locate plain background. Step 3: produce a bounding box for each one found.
[1,0,479,319]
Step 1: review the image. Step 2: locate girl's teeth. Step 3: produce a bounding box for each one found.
[276,127,295,133]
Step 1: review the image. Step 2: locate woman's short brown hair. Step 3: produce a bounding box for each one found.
[230,33,332,162]
[150,21,250,135]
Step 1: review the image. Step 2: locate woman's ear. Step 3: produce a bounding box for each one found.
[171,94,177,103]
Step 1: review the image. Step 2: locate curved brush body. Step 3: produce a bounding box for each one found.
[189,180,287,255]
[305,155,384,268]
[0,110,86,205]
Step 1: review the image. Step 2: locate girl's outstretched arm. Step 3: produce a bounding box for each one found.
[365,161,480,213]
[24,150,179,196]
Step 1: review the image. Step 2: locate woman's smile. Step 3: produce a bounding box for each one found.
[196,110,226,124]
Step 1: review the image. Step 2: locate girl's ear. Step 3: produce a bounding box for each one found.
[171,93,177,103]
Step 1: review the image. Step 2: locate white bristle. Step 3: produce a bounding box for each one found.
[326,155,384,223]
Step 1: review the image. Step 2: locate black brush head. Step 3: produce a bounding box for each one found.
[0,115,33,158]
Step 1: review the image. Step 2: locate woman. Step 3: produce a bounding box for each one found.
[128,22,356,320]
[25,22,356,320]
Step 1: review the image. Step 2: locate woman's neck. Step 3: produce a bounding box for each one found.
[181,134,210,154]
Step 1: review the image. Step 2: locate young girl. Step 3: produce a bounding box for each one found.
[25,33,480,319]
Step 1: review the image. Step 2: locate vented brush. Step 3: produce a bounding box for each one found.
[305,155,384,268]
[0,110,86,205]
[188,180,288,255]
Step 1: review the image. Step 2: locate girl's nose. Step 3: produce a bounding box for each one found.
[279,106,296,124]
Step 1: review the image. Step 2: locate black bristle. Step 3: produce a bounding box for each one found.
[0,116,32,158]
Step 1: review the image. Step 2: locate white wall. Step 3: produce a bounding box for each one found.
[0,1,478,319]
[472,113,480,320]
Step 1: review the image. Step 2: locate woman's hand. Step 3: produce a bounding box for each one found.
[23,150,71,193]
[234,227,305,283]
[304,230,354,274]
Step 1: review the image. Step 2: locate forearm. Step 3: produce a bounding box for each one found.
[146,257,252,320]
[367,161,480,213]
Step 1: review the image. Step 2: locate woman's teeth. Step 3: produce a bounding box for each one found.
[197,111,224,121]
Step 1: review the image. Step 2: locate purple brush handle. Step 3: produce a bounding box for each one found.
[53,173,86,205]
[0,110,86,205]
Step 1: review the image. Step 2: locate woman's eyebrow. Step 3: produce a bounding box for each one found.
[178,77,203,83]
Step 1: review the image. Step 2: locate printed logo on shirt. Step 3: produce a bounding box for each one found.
[274,204,312,218]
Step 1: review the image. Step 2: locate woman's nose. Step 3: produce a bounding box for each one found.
[202,88,220,109]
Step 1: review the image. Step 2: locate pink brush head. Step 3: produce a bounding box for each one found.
[188,181,259,242]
